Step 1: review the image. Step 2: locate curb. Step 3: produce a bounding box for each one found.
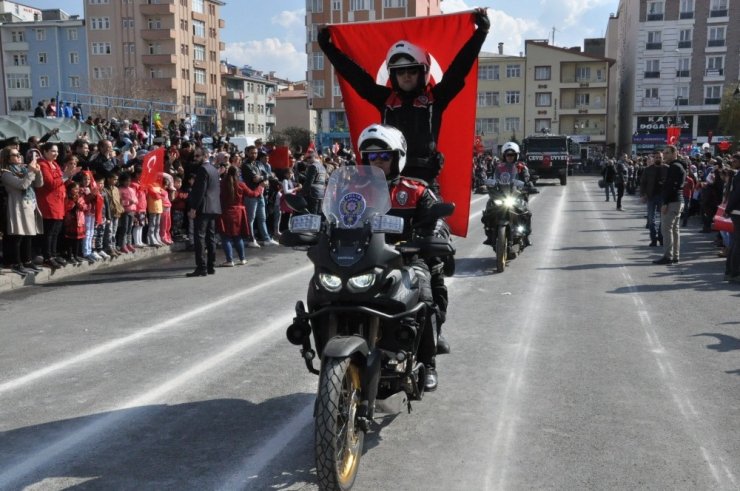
[0,243,187,294]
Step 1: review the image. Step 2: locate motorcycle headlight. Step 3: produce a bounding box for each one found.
[504,196,517,208]
[348,273,375,291]
[493,199,504,206]
[318,273,342,292]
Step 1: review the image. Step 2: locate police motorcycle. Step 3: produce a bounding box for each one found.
[282,164,455,490]
[481,172,532,273]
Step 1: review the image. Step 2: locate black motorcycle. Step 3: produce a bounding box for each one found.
[282,165,455,490]
[481,174,532,273]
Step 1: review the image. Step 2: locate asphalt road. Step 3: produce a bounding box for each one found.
[1,175,738,490]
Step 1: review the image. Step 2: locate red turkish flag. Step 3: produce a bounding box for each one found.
[474,135,484,155]
[330,12,478,236]
[666,126,681,145]
[270,146,291,170]
[140,147,165,189]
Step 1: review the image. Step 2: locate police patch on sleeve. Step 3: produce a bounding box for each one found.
[339,192,366,227]
[396,190,408,206]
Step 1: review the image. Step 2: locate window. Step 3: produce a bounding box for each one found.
[194,69,206,85]
[706,55,724,76]
[333,77,342,97]
[148,17,162,29]
[645,87,659,99]
[506,64,521,78]
[38,76,49,88]
[69,52,80,64]
[645,59,660,78]
[576,93,590,106]
[476,118,499,135]
[312,79,325,98]
[708,26,726,47]
[710,0,728,16]
[194,44,205,61]
[705,85,722,104]
[535,92,552,106]
[11,31,24,42]
[210,50,216,61]
[194,93,206,106]
[90,17,110,30]
[350,0,367,10]
[179,19,188,30]
[150,68,163,79]
[125,68,136,78]
[477,92,499,107]
[7,74,30,89]
[8,98,31,111]
[307,0,323,11]
[123,18,135,29]
[89,0,110,3]
[91,42,112,55]
[124,43,135,54]
[676,86,689,104]
[192,0,204,13]
[678,29,692,49]
[35,28,46,41]
[67,28,78,40]
[505,91,520,104]
[384,0,407,6]
[646,31,662,50]
[247,103,254,113]
[576,66,591,81]
[193,20,205,37]
[647,1,664,20]
[38,52,47,64]
[677,57,690,77]
[535,119,551,133]
[679,0,694,18]
[479,65,499,80]
[12,54,27,66]
[181,68,189,79]
[504,117,520,132]
[534,66,551,80]
[311,52,324,70]
[332,0,341,9]
[92,66,112,79]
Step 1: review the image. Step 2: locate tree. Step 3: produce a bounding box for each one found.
[270,126,313,152]
[718,85,740,152]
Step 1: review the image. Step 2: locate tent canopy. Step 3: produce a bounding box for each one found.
[0,116,104,144]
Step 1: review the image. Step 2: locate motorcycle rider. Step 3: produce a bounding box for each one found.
[488,141,533,245]
[318,9,489,190]
[358,123,450,392]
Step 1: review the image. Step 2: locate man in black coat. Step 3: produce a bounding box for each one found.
[653,145,686,265]
[186,150,222,276]
[724,153,740,282]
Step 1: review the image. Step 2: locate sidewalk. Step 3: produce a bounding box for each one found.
[0,243,187,294]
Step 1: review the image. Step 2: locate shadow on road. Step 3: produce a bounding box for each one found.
[451,257,497,277]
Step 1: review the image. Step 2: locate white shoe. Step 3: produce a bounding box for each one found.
[90,252,103,261]
[238,259,248,266]
[246,241,261,249]
[262,239,279,247]
[85,254,98,263]
[97,250,110,260]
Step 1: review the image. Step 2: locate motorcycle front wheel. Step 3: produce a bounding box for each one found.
[315,357,364,490]
[496,226,507,273]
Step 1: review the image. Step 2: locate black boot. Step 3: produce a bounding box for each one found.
[436,334,450,355]
[424,366,438,392]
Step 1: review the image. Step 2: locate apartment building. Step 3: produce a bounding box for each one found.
[0,8,88,116]
[306,0,442,149]
[476,45,526,153]
[275,83,316,136]
[83,0,225,133]
[609,0,739,154]
[524,40,613,157]
[220,63,277,141]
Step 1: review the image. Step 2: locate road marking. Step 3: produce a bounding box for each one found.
[0,265,314,396]
[0,312,296,489]
[585,180,738,490]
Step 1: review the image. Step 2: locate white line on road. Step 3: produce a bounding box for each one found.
[0,265,314,396]
[0,312,296,489]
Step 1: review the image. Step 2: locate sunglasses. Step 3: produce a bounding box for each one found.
[394,67,420,76]
[364,152,393,162]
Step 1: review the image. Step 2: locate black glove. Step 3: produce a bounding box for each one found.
[317,27,331,48]
[474,8,490,32]
[430,151,445,174]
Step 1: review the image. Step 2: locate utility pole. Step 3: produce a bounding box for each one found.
[551,27,557,45]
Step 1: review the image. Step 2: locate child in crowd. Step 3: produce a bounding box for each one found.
[79,171,103,261]
[117,173,137,253]
[104,172,124,257]
[160,173,174,245]
[63,180,87,265]
[171,175,188,241]
[92,174,111,260]
[131,168,148,247]
[146,177,164,247]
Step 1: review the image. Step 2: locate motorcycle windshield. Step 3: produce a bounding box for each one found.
[322,165,391,229]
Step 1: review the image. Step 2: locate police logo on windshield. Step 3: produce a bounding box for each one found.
[397,190,408,206]
[339,192,367,227]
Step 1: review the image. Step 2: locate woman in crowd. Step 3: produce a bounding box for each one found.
[0,147,44,275]
[217,165,262,266]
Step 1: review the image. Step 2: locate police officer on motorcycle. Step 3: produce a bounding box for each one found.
[358,123,451,391]
[492,141,533,246]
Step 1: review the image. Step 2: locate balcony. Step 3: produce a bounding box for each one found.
[220,86,226,97]
[676,70,690,77]
[3,41,28,51]
[141,53,176,65]
[704,98,721,105]
[679,11,694,19]
[219,41,226,51]
[218,18,225,28]
[642,97,661,107]
[707,39,726,47]
[148,78,177,90]
[140,28,176,40]
[226,111,245,120]
[709,9,728,17]
[140,2,175,15]
[705,68,724,77]
[194,83,208,93]
[644,71,660,79]
[265,115,276,125]
[227,90,244,100]
[677,41,691,49]
[646,42,662,50]
[676,97,689,106]
[647,13,664,21]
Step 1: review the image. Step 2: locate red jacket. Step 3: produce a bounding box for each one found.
[64,195,88,239]
[36,158,66,219]
[218,180,261,236]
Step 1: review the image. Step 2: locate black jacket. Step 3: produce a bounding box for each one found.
[188,162,222,215]
[725,170,740,216]
[661,160,686,204]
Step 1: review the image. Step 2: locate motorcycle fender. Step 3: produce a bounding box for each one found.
[321,335,370,359]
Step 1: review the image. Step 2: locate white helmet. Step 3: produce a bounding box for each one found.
[358,124,407,176]
[386,40,431,87]
[501,141,520,159]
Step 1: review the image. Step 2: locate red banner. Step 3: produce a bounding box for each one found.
[140,147,165,189]
[270,146,291,169]
[666,126,681,145]
[330,12,478,236]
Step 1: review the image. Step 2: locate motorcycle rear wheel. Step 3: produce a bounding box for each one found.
[315,357,364,491]
[496,227,507,273]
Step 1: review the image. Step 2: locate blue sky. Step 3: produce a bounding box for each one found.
[31,0,619,81]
